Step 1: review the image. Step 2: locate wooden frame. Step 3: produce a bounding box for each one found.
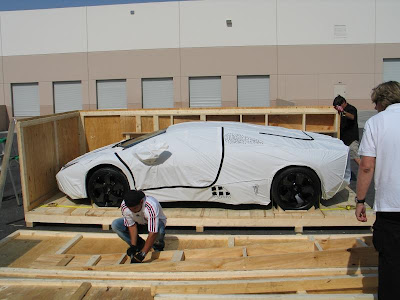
[16,107,347,229]
[0,230,378,298]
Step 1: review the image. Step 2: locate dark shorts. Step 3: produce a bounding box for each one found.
[373,212,400,299]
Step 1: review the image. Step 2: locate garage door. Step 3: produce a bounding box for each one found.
[383,59,400,82]
[12,83,40,117]
[238,75,270,107]
[142,78,173,108]
[54,81,82,113]
[97,80,127,109]
[189,77,221,108]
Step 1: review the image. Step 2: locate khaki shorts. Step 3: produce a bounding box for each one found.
[349,140,360,160]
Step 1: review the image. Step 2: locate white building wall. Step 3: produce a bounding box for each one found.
[0,7,87,56]
[87,2,180,51]
[277,0,375,45]
[0,0,399,57]
[376,0,400,43]
[180,0,277,48]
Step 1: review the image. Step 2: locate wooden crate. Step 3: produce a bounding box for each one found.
[17,107,344,229]
[0,230,377,298]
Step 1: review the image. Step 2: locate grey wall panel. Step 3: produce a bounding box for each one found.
[189,77,221,108]
[142,78,173,108]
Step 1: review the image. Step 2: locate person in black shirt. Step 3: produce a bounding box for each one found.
[333,95,361,167]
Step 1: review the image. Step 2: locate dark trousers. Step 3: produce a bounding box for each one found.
[373,212,400,300]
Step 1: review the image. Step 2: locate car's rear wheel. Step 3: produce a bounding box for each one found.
[271,167,321,210]
[87,167,129,207]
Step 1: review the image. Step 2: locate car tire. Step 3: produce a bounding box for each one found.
[271,167,321,210]
[87,167,129,207]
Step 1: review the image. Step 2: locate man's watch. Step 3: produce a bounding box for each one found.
[355,197,365,204]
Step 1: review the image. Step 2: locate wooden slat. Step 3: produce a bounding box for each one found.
[85,255,101,267]
[69,282,92,300]
[150,274,378,296]
[56,234,83,254]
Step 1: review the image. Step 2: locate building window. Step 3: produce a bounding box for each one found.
[189,77,221,108]
[237,75,270,107]
[383,58,400,83]
[96,79,127,109]
[11,83,40,117]
[53,81,82,113]
[142,78,174,108]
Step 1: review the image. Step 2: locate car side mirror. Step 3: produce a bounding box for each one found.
[134,142,169,164]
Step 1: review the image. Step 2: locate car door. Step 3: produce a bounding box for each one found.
[117,125,224,191]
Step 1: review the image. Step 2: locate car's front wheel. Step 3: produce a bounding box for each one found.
[271,167,321,210]
[87,167,129,207]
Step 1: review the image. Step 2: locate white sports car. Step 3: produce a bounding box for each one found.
[56,121,350,210]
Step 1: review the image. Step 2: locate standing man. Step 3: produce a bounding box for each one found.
[111,190,167,263]
[333,95,361,166]
[355,81,400,299]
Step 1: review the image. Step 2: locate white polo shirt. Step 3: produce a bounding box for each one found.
[359,103,400,212]
[121,196,167,232]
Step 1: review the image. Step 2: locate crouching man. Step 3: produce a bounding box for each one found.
[111,190,167,263]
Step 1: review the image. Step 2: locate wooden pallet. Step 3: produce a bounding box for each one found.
[24,187,375,232]
[0,230,377,299]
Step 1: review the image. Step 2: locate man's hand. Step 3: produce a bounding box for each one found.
[355,203,367,222]
[131,251,146,263]
[127,245,139,257]
[334,105,344,113]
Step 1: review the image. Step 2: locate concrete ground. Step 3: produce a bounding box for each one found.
[0,125,376,242]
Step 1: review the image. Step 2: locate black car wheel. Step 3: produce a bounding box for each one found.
[271,167,321,210]
[87,167,129,207]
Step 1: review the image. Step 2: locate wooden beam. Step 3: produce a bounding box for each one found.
[171,251,185,262]
[70,247,378,273]
[85,255,101,267]
[69,282,92,300]
[115,254,127,265]
[150,274,378,296]
[56,234,83,254]
[56,255,75,267]
[154,294,376,299]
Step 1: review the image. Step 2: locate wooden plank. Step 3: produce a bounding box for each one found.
[22,122,59,211]
[150,274,378,296]
[56,255,75,267]
[171,251,185,262]
[85,255,101,267]
[115,254,128,265]
[84,116,121,151]
[268,114,303,130]
[69,282,92,300]
[56,117,80,169]
[305,114,335,133]
[141,116,154,133]
[56,234,83,254]
[154,294,376,299]
[67,247,378,273]
[0,119,16,209]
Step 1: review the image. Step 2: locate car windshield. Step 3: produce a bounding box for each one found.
[116,130,166,149]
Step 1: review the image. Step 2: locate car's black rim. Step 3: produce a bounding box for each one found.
[276,172,317,209]
[90,171,125,206]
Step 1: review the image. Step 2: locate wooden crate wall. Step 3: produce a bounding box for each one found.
[17,112,82,212]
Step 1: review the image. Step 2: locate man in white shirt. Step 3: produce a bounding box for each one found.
[111,190,167,263]
[355,81,400,299]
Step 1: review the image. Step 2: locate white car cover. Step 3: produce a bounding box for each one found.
[56,121,350,206]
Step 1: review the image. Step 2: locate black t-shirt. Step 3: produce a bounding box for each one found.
[340,103,359,146]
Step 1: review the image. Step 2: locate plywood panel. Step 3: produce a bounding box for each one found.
[158,116,172,129]
[141,116,154,133]
[120,116,136,133]
[173,115,200,125]
[242,115,265,125]
[84,116,121,151]
[268,114,303,129]
[206,115,240,122]
[23,122,58,210]
[56,117,80,168]
[306,114,335,132]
